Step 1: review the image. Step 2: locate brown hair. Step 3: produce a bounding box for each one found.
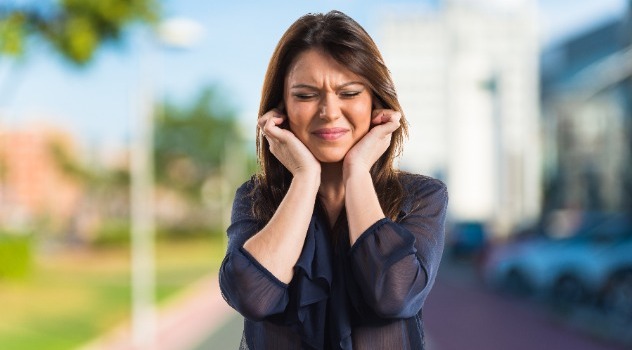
[253,10,409,223]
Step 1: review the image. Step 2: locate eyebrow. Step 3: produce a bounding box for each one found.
[290,81,365,90]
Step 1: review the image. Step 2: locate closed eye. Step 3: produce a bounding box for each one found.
[340,91,362,98]
[293,93,318,100]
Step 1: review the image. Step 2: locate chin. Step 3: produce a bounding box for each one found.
[318,158,345,164]
[313,150,348,163]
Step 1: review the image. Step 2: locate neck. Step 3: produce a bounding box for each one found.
[318,162,344,203]
[318,162,345,228]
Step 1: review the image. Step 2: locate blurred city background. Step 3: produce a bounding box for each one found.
[1,0,631,349]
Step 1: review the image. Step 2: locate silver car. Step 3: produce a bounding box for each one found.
[482,214,632,319]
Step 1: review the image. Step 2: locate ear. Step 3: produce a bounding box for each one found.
[372,97,384,110]
[276,101,290,129]
[277,100,286,113]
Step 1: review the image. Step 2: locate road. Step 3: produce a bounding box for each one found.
[424,260,628,350]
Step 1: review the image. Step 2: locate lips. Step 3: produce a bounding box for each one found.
[312,127,350,141]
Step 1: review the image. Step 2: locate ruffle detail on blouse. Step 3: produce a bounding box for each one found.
[294,220,333,305]
[291,218,334,349]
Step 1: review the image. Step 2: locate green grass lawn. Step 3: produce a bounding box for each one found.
[0,236,226,350]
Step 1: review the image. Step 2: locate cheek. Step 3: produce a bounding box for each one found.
[286,107,311,136]
[287,104,317,127]
[350,104,372,133]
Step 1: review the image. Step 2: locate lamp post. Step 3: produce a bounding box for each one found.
[130,17,203,348]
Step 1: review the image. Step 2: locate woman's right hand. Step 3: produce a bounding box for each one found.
[241,109,321,284]
[259,108,321,178]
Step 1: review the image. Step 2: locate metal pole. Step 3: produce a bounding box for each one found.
[129,18,203,347]
[131,34,156,348]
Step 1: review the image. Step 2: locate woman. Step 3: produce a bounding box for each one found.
[219,10,448,350]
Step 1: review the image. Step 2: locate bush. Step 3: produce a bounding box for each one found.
[0,232,32,280]
[156,226,221,241]
[92,221,130,247]
[92,220,222,247]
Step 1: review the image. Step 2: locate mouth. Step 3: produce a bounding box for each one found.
[312,127,350,141]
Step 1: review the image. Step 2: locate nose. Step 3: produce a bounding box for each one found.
[319,93,341,121]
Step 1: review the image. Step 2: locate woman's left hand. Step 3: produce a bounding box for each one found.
[343,108,401,175]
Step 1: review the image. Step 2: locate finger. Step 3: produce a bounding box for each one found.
[371,108,398,123]
[258,113,269,130]
[262,115,285,129]
[264,114,285,139]
[371,112,401,136]
[271,115,286,125]
[371,110,400,125]
[270,108,285,118]
[387,111,402,126]
[371,110,385,124]
[371,108,383,120]
[259,109,285,129]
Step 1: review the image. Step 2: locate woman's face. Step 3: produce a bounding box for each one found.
[283,49,373,163]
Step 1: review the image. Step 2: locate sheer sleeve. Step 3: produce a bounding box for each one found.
[348,176,448,319]
[219,181,290,321]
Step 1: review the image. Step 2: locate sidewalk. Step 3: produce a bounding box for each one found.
[80,275,236,350]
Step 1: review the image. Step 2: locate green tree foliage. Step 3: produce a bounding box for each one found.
[154,86,246,199]
[0,0,159,65]
[154,86,254,236]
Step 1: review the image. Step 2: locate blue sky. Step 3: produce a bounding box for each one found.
[0,0,628,150]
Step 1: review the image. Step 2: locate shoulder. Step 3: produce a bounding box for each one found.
[231,176,258,215]
[397,172,448,214]
[235,175,257,197]
[398,172,447,198]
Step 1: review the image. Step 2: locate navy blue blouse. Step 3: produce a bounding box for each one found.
[219,173,448,349]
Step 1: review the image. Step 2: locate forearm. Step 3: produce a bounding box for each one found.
[243,172,320,284]
[344,167,385,245]
[347,177,448,318]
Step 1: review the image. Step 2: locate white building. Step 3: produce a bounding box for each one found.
[377,0,541,236]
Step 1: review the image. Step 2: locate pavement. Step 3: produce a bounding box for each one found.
[79,275,236,350]
[193,313,242,350]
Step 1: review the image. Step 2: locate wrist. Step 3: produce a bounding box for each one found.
[293,169,321,191]
[343,162,370,183]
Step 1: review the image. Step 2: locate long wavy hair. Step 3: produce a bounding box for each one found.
[252,10,409,223]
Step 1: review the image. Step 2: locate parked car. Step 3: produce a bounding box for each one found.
[482,213,632,315]
[446,221,488,260]
[598,238,632,321]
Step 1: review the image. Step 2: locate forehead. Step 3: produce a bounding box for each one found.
[285,49,363,84]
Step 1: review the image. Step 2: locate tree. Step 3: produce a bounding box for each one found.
[154,86,253,233]
[44,85,253,240]
[0,0,159,65]
[0,0,159,242]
